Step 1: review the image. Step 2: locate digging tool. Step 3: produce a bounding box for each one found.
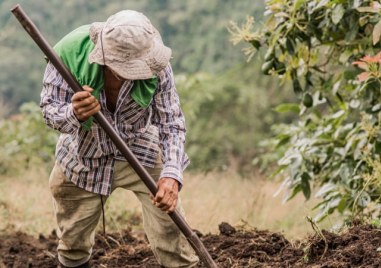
[10,4,217,268]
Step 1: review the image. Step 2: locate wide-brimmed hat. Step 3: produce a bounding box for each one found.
[88,10,171,80]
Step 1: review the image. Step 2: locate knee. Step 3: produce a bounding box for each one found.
[49,164,71,199]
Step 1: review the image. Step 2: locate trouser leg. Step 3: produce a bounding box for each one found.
[112,160,199,268]
[137,191,199,267]
[49,162,105,267]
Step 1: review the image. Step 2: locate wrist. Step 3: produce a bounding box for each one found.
[160,177,179,189]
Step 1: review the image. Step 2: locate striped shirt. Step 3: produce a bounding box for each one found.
[41,62,189,195]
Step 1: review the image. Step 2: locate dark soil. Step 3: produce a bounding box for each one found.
[1,222,381,267]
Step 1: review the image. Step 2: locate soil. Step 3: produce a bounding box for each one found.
[1,222,381,267]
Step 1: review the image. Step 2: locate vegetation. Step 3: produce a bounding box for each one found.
[0,62,291,173]
[231,0,381,220]
[0,102,56,175]
[1,1,292,172]
[0,0,264,109]
[177,63,294,171]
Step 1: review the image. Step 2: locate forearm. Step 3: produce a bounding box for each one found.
[41,62,83,134]
[153,64,188,187]
[160,131,186,186]
[40,84,81,134]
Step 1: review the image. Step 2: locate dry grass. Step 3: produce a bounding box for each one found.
[0,167,340,239]
[181,171,340,239]
[0,167,53,234]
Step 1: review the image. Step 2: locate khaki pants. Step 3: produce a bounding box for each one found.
[49,160,199,268]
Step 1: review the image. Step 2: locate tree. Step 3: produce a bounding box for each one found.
[230,0,381,221]
[176,62,293,172]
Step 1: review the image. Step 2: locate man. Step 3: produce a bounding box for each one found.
[40,10,199,268]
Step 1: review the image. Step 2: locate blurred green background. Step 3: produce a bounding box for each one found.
[0,0,293,173]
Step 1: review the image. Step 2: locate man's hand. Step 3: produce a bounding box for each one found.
[151,177,179,213]
[72,85,101,122]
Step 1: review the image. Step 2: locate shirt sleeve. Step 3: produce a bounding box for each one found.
[152,64,189,187]
[40,62,81,134]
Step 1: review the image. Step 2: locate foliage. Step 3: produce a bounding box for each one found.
[231,0,381,220]
[0,0,264,111]
[176,62,294,172]
[0,102,57,174]
[0,1,295,173]
[0,61,292,174]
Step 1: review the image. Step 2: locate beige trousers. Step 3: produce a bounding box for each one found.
[49,160,199,268]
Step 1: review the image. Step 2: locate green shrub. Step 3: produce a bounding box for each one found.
[0,102,57,174]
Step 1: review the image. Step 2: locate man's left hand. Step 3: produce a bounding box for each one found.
[151,177,179,213]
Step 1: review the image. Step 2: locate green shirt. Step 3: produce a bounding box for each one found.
[54,24,157,130]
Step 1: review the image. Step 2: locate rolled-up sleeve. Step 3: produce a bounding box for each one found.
[40,62,81,134]
[152,64,189,187]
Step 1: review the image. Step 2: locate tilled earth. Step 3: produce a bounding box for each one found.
[1,222,381,267]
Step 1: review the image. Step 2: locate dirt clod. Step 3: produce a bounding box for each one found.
[1,223,381,267]
[218,222,236,236]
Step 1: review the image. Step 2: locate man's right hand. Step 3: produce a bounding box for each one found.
[72,85,101,122]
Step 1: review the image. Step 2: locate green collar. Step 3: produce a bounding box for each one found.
[54,24,158,130]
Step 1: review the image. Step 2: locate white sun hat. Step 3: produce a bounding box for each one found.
[88,10,172,80]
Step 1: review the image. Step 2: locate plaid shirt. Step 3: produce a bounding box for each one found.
[41,62,189,195]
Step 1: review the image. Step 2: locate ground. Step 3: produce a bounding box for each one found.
[1,222,380,268]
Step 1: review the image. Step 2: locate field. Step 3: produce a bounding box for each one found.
[0,167,335,239]
[3,166,379,267]
[1,222,381,267]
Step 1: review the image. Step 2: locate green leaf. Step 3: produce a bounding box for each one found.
[324,197,342,216]
[356,7,379,13]
[353,0,362,8]
[261,60,274,75]
[305,71,313,87]
[264,49,275,61]
[286,38,295,55]
[313,199,328,211]
[337,196,348,213]
[314,203,331,222]
[276,136,291,148]
[274,61,286,74]
[367,77,380,90]
[375,141,381,156]
[293,78,303,97]
[332,4,344,24]
[293,0,305,11]
[330,110,346,120]
[373,20,381,45]
[315,183,336,198]
[250,39,261,49]
[357,192,371,207]
[349,99,360,109]
[301,172,311,199]
[303,93,313,108]
[344,13,359,41]
[371,103,381,113]
[270,165,287,178]
[287,184,302,201]
[315,0,329,10]
[273,103,300,113]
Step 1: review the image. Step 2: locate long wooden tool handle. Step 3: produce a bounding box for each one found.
[10,4,217,268]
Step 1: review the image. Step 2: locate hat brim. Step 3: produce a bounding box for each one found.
[88,24,171,80]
